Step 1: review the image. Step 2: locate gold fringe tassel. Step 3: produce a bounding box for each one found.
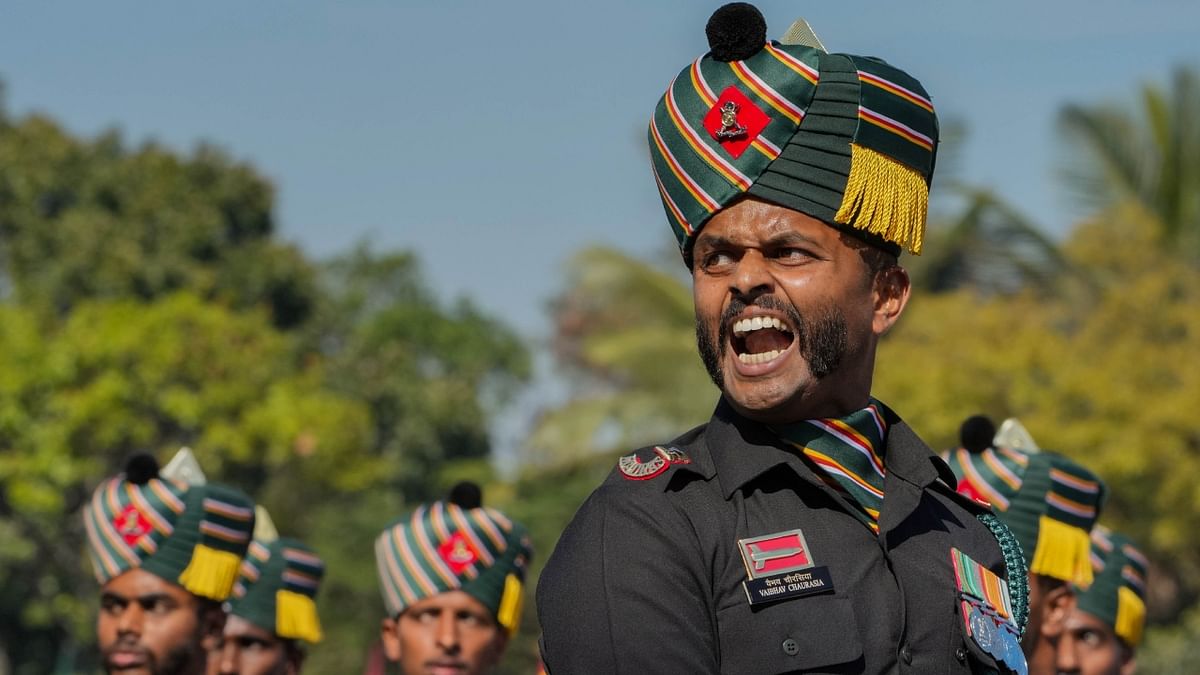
[276,589,324,643]
[178,544,243,601]
[1115,585,1146,647]
[496,574,524,635]
[1030,515,1094,588]
[834,143,928,255]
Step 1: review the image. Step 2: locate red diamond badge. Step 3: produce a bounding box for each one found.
[438,532,479,575]
[703,86,770,159]
[113,504,151,546]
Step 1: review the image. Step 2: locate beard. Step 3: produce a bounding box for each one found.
[102,633,205,675]
[696,294,848,390]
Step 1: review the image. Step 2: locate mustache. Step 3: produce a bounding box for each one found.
[101,638,152,664]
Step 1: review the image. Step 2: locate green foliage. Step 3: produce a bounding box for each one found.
[527,246,715,465]
[1059,66,1200,262]
[876,205,1200,621]
[0,101,531,672]
[0,113,316,327]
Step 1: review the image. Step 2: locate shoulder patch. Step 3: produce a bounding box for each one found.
[617,446,691,481]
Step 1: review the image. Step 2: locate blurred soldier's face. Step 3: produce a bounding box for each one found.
[381,590,508,675]
[1055,609,1135,675]
[207,615,300,675]
[98,569,217,675]
[691,197,909,423]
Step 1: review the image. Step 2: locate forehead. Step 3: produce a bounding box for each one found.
[223,614,276,641]
[1066,609,1117,635]
[694,198,838,247]
[402,590,491,616]
[103,568,192,602]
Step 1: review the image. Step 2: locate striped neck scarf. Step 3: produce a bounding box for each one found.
[772,398,891,533]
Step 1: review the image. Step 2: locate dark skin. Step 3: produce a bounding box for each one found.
[1023,574,1077,675]
[690,197,910,423]
[1055,609,1136,675]
[380,590,508,675]
[206,614,303,675]
[98,568,225,675]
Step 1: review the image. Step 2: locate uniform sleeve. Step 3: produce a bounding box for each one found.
[536,482,719,675]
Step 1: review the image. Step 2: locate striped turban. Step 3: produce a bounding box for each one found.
[650,2,938,262]
[947,426,1106,588]
[227,538,325,644]
[1077,527,1150,648]
[82,454,256,601]
[374,493,532,634]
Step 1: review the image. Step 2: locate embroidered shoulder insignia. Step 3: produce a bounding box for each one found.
[618,446,691,481]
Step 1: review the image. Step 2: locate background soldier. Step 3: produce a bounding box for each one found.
[1055,527,1148,675]
[538,3,1028,673]
[374,483,532,675]
[208,537,325,675]
[948,418,1107,674]
[84,454,255,675]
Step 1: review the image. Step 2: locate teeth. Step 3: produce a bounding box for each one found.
[737,349,782,364]
[732,316,791,336]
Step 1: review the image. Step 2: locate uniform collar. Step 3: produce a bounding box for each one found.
[705,397,946,505]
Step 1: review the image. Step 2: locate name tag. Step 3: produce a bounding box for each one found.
[743,565,834,606]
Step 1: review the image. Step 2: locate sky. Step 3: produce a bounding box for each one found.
[2,1,1197,469]
[2,1,1197,336]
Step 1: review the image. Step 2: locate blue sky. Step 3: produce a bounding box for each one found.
[2,0,1198,337]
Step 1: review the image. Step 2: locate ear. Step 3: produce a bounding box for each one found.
[1039,584,1077,640]
[1119,648,1137,675]
[871,264,911,335]
[484,630,511,669]
[381,617,402,663]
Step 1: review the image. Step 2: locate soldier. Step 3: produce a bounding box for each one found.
[538,4,1029,673]
[1055,528,1148,675]
[84,453,255,675]
[208,538,325,675]
[374,483,532,675]
[948,417,1107,674]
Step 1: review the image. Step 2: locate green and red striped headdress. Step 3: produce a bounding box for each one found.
[227,538,325,644]
[650,3,938,262]
[374,485,532,634]
[83,454,256,601]
[947,421,1106,587]
[1077,527,1149,648]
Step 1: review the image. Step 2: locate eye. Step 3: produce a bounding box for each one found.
[100,598,125,615]
[771,246,814,264]
[1078,629,1105,647]
[699,249,735,272]
[144,598,173,614]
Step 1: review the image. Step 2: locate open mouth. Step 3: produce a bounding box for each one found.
[730,315,796,365]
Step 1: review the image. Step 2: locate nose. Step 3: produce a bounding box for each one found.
[214,642,239,675]
[1054,632,1079,673]
[435,612,461,655]
[116,604,143,637]
[730,249,773,300]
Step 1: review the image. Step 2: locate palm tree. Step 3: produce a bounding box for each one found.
[1059,66,1200,261]
[524,246,716,465]
[909,186,1069,295]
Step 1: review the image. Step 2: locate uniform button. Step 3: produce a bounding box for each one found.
[782,638,799,656]
[955,646,967,663]
[899,644,913,665]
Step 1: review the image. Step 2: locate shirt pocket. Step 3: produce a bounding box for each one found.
[716,594,864,674]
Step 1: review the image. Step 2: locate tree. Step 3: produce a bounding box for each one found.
[0,111,316,328]
[525,246,716,466]
[1059,66,1200,262]
[0,293,372,672]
